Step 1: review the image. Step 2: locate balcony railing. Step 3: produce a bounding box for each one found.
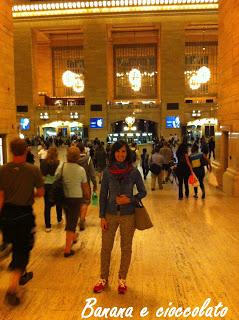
[108,101,160,111]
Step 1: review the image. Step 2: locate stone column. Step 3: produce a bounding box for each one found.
[216,0,239,196]
[84,23,108,141]
[14,24,35,136]
[160,22,185,140]
[0,0,16,161]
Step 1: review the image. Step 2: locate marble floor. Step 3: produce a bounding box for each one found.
[0,155,239,319]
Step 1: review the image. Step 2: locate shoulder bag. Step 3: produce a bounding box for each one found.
[49,163,66,207]
[134,200,153,231]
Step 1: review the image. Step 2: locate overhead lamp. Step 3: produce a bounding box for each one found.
[40,112,49,120]
[128,68,141,92]
[72,74,85,93]
[197,66,211,84]
[189,74,201,90]
[70,112,79,119]
[125,115,135,129]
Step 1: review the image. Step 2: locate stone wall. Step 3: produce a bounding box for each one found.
[216,0,239,196]
[0,0,16,161]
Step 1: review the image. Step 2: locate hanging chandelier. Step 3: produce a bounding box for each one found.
[128,68,141,92]
[125,115,135,130]
[197,66,211,84]
[62,71,85,93]
[189,74,201,90]
[62,70,76,87]
[72,74,85,93]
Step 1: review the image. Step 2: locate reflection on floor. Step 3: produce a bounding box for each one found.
[0,159,239,319]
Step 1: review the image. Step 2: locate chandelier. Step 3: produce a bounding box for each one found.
[128,68,141,92]
[62,71,84,93]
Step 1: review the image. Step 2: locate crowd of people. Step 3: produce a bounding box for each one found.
[0,134,214,306]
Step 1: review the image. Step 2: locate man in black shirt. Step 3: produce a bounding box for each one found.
[0,138,44,306]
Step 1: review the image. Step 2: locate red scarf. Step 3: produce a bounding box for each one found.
[109,162,133,178]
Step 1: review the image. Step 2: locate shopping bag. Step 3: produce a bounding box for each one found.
[188,173,199,187]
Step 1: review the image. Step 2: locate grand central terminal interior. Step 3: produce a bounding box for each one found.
[0,0,239,318]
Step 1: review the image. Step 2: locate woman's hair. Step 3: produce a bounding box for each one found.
[67,146,80,163]
[109,140,132,164]
[46,147,59,165]
[176,143,188,158]
[142,148,147,153]
[191,143,199,153]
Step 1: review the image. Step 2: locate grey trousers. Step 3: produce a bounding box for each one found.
[101,213,135,280]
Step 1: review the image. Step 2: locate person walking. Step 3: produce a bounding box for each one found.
[55,146,90,257]
[40,147,63,232]
[208,136,215,160]
[95,142,107,184]
[150,146,164,191]
[190,144,212,199]
[77,142,97,231]
[93,140,146,294]
[175,143,193,200]
[159,141,174,183]
[0,138,44,306]
[140,148,149,180]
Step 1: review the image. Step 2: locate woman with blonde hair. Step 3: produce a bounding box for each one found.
[40,147,62,232]
[55,146,90,257]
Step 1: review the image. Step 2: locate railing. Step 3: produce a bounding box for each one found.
[36,105,85,112]
[108,101,160,111]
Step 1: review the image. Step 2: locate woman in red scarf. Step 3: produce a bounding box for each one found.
[93,140,146,294]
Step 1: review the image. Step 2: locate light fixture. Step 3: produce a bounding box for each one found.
[70,112,79,119]
[62,70,76,87]
[72,74,85,93]
[128,68,141,92]
[189,74,201,90]
[197,66,211,84]
[40,112,49,120]
[192,110,201,117]
[125,115,135,129]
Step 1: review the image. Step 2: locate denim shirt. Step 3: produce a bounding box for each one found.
[99,167,147,218]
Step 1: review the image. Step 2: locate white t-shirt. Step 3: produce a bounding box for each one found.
[38,149,47,160]
[55,162,87,198]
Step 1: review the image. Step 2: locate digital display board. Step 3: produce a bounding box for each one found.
[90,118,104,129]
[166,116,180,128]
[20,118,30,130]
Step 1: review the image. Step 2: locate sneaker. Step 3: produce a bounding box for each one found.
[118,279,127,294]
[45,228,51,233]
[19,272,33,286]
[93,279,107,293]
[79,220,85,231]
[5,291,20,306]
[193,194,198,199]
[178,197,183,200]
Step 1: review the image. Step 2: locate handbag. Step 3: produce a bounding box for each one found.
[49,163,66,207]
[134,200,153,231]
[149,163,161,175]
